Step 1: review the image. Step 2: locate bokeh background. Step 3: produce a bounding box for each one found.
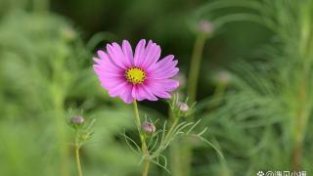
[0,0,312,175]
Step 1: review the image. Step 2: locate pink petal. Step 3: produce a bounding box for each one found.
[146,55,179,79]
[131,84,159,101]
[152,66,179,77]
[140,84,158,101]
[99,77,125,90]
[141,41,161,69]
[154,91,171,99]
[93,54,125,90]
[158,79,180,91]
[93,57,124,82]
[106,43,129,69]
[122,40,134,65]
[134,39,146,67]
[148,79,179,92]
[143,79,179,99]
[149,86,171,99]
[95,52,122,72]
[132,86,144,101]
[97,50,109,60]
[147,55,176,72]
[156,60,178,73]
[108,82,129,97]
[148,67,179,79]
[119,84,134,104]
[93,64,122,77]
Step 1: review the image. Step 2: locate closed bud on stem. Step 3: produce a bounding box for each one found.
[179,103,189,112]
[142,122,156,135]
[71,116,85,125]
[198,20,214,35]
[178,102,189,112]
[177,102,189,113]
[216,70,231,86]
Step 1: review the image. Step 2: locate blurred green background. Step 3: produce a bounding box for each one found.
[0,0,312,176]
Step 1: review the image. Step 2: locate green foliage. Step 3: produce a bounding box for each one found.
[0,10,138,176]
[123,94,214,174]
[1,0,312,175]
[194,0,313,175]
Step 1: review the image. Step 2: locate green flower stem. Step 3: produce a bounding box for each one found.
[291,11,312,170]
[167,115,180,141]
[169,142,182,175]
[53,96,69,176]
[291,87,308,170]
[174,33,208,176]
[142,160,150,176]
[56,111,70,176]
[74,143,83,176]
[291,70,310,170]
[133,101,150,176]
[149,107,181,159]
[187,33,208,103]
[169,109,183,175]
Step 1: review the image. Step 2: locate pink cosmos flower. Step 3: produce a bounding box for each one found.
[93,39,179,104]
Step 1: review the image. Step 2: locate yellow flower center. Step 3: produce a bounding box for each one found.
[125,67,146,84]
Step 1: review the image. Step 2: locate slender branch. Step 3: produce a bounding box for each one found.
[169,106,183,176]
[187,33,207,103]
[176,32,207,176]
[166,117,180,142]
[291,72,310,171]
[133,101,151,176]
[142,160,150,176]
[75,144,83,176]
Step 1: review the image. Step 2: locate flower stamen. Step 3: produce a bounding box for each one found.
[125,67,146,84]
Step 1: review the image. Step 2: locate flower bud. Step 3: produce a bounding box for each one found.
[216,70,231,86]
[198,20,214,35]
[71,116,85,125]
[177,101,189,112]
[142,122,156,134]
[178,102,189,112]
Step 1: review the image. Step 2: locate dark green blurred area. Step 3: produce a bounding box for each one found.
[50,0,271,99]
[1,0,312,176]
